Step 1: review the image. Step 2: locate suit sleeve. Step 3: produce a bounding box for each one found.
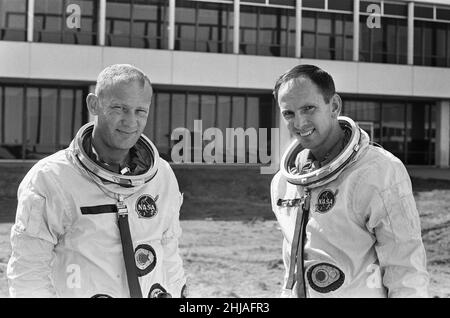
[7,171,69,298]
[356,162,429,298]
[161,191,187,298]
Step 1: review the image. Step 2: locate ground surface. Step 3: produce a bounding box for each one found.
[0,175,449,298]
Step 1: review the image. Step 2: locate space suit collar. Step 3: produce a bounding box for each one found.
[70,122,159,190]
[280,116,369,188]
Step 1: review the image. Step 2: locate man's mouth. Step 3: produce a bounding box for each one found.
[117,129,137,135]
[296,129,314,137]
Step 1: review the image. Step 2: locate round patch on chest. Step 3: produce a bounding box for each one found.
[315,189,337,213]
[134,244,157,277]
[135,194,158,218]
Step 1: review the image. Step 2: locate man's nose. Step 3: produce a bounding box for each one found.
[293,114,307,130]
[122,110,137,127]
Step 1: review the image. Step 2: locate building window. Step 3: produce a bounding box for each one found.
[302,11,353,60]
[0,84,88,160]
[175,0,233,53]
[359,16,407,64]
[106,0,168,49]
[145,89,275,163]
[34,0,98,44]
[239,5,295,57]
[414,21,450,67]
[342,99,435,165]
[0,0,27,41]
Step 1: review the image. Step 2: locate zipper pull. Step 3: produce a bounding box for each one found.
[116,194,128,217]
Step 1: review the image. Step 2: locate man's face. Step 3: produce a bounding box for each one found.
[277,76,337,152]
[95,80,152,151]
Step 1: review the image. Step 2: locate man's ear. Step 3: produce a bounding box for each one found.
[86,93,100,116]
[330,93,342,118]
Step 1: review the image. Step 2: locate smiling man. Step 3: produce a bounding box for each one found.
[271,64,429,298]
[7,64,187,298]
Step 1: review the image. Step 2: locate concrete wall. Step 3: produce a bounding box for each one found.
[1,42,450,99]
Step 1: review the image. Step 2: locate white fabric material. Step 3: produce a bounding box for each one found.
[271,129,429,298]
[7,134,186,298]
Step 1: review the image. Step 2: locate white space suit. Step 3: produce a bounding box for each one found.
[271,117,429,298]
[7,123,187,298]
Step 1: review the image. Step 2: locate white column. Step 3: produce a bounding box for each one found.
[353,0,360,62]
[295,0,302,58]
[233,0,240,54]
[436,101,450,168]
[407,2,414,65]
[98,0,106,45]
[27,0,35,42]
[168,0,175,50]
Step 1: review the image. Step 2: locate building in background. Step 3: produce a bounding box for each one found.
[0,0,449,167]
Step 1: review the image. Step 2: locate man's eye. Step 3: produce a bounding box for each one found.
[304,106,315,111]
[282,111,294,119]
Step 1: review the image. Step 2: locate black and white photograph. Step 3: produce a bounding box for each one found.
[0,0,449,302]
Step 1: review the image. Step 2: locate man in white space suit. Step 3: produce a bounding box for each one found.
[7,64,187,298]
[271,64,429,298]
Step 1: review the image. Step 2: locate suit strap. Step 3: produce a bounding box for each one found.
[117,201,142,298]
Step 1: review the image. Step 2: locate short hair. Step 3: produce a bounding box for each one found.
[273,64,336,104]
[95,64,152,100]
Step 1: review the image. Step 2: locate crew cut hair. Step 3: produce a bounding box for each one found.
[95,64,151,99]
[273,64,336,104]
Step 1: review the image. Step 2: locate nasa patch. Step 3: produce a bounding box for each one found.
[134,244,157,277]
[148,283,172,298]
[306,263,345,293]
[135,194,158,218]
[315,189,338,213]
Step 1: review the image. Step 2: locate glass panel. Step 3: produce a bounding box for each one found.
[407,103,434,165]
[317,15,331,34]
[217,95,231,132]
[0,0,27,41]
[39,88,57,153]
[201,95,216,129]
[171,93,186,130]
[382,102,405,160]
[131,0,167,49]
[342,100,380,143]
[59,89,75,147]
[415,6,434,19]
[231,96,245,128]
[303,0,325,9]
[176,0,231,53]
[2,87,24,159]
[155,93,170,156]
[437,8,450,21]
[186,94,200,131]
[246,97,259,130]
[302,32,315,58]
[384,3,407,16]
[269,0,295,6]
[106,0,131,47]
[328,0,353,12]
